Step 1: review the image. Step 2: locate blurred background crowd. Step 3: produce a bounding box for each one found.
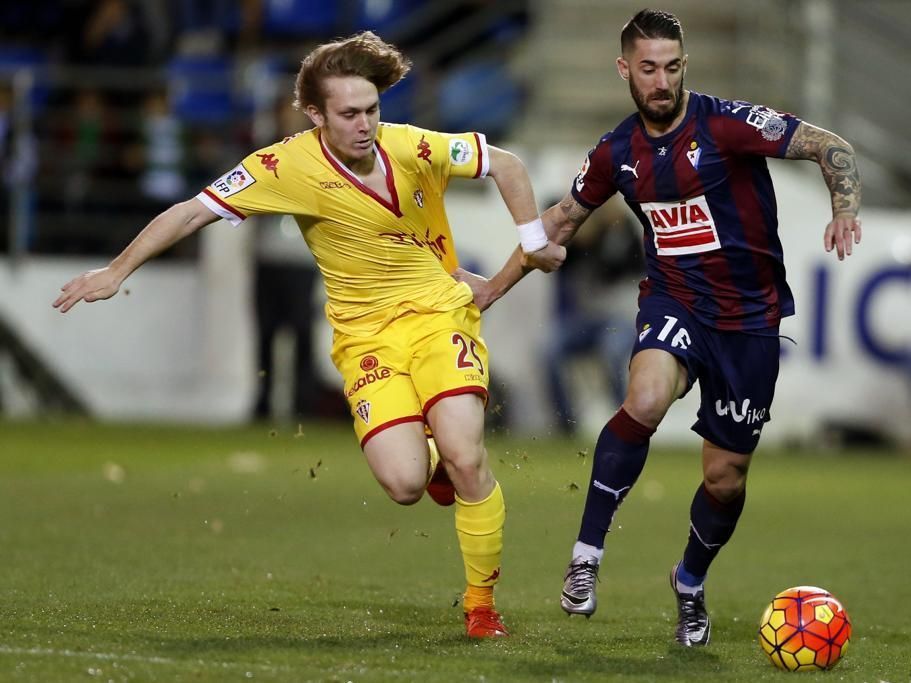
[4,1,909,259]
[0,0,530,257]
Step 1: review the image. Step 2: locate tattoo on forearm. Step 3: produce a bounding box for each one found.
[786,123,861,216]
[822,144,861,215]
[559,196,591,227]
[550,196,591,245]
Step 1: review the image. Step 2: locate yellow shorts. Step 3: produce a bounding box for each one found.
[331,304,489,447]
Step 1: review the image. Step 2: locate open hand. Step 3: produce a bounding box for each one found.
[824,214,862,261]
[53,267,123,313]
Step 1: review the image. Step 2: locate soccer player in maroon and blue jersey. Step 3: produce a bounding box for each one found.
[456,9,862,646]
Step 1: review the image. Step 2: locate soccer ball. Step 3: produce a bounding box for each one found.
[758,586,851,671]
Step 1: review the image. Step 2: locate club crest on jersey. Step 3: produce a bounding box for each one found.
[413,189,424,208]
[640,195,721,256]
[449,139,473,165]
[355,399,371,424]
[686,142,702,169]
[212,163,256,198]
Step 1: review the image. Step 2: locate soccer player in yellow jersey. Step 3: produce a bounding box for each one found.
[53,32,565,638]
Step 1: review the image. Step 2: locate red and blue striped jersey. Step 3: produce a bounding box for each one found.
[571,91,802,330]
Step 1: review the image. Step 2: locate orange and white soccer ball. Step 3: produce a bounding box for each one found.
[758,586,851,671]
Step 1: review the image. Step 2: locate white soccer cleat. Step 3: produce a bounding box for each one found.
[560,555,600,617]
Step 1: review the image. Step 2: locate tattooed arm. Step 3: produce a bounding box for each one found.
[453,193,593,311]
[785,121,862,260]
[547,193,594,247]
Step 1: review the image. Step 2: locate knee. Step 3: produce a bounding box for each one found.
[381,478,426,506]
[441,444,487,481]
[703,469,747,504]
[445,450,484,481]
[624,385,673,426]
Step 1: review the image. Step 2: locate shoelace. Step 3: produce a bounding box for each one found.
[468,607,505,631]
[679,595,708,630]
[565,561,599,595]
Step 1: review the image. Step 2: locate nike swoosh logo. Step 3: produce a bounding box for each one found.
[561,591,588,605]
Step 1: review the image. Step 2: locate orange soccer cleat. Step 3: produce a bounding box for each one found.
[464,606,510,638]
[426,461,456,506]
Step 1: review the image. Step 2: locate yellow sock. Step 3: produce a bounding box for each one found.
[426,437,440,482]
[455,481,505,610]
[463,585,494,612]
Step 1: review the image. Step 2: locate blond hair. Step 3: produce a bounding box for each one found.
[293,31,411,112]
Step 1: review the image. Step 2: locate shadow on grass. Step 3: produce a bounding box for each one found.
[143,599,485,656]
[137,599,729,679]
[505,638,724,678]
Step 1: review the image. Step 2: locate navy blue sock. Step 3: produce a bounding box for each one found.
[681,484,746,579]
[577,407,654,548]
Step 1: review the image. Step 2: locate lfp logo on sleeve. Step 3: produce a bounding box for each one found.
[212,163,256,198]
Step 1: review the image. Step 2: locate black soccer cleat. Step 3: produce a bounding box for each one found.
[670,563,711,646]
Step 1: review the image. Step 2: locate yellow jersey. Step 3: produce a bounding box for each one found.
[196,123,490,336]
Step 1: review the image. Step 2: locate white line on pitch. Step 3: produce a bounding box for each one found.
[0,645,290,673]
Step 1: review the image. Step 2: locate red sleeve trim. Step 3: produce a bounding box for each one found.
[473,133,484,179]
[203,188,246,220]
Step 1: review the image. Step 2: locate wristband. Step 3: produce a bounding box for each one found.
[517,217,548,253]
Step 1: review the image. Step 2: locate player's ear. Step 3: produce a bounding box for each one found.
[616,56,629,81]
[305,104,325,127]
[682,54,688,76]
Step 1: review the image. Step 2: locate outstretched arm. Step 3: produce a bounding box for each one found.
[53,198,220,312]
[785,121,862,260]
[486,145,566,273]
[454,192,592,311]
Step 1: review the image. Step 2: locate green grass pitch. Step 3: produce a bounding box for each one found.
[1,420,909,681]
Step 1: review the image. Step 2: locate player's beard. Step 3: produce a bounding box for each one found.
[630,74,685,125]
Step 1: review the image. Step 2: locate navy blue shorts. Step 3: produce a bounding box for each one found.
[632,294,781,454]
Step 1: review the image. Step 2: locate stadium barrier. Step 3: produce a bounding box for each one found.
[1,151,908,447]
